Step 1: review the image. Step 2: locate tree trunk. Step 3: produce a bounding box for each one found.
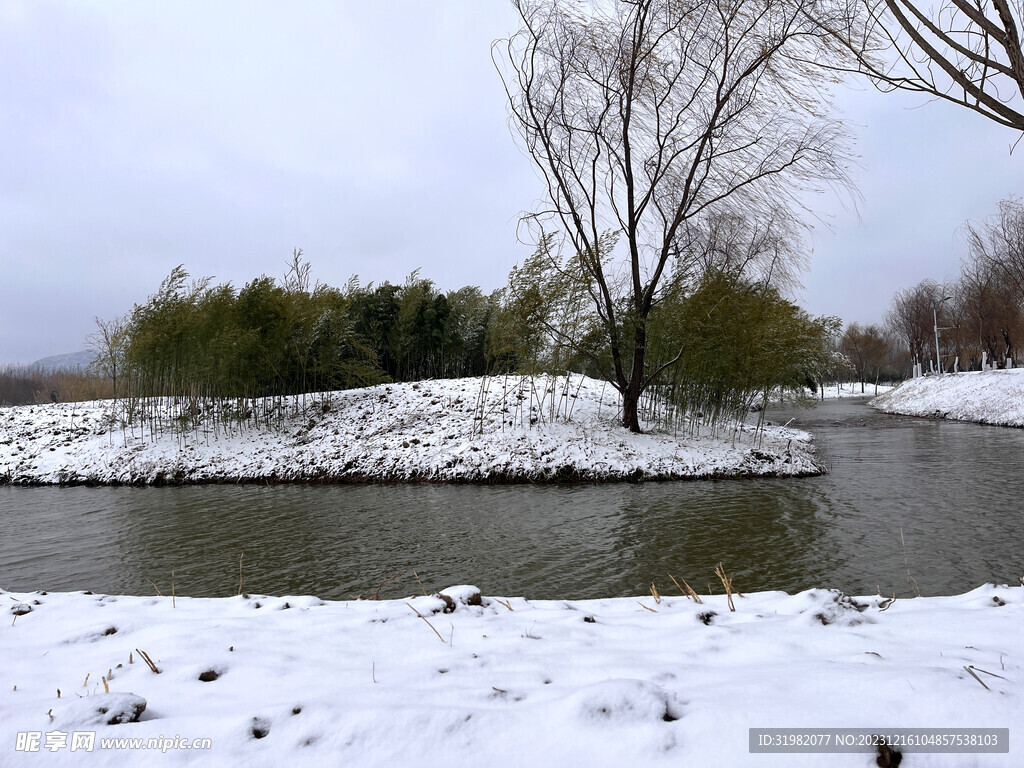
[622,387,642,432]
[621,323,647,433]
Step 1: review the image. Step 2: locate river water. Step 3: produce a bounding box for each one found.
[1,398,1021,600]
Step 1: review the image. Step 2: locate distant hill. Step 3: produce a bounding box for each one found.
[30,351,97,372]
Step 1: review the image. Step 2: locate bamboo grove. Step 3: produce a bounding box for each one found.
[73,250,837,439]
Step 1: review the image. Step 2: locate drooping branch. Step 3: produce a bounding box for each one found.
[824,0,1024,131]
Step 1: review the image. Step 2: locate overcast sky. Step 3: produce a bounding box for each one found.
[1,1,1021,365]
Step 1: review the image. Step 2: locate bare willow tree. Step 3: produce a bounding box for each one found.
[496,0,852,432]
[832,0,1024,132]
[965,197,1024,298]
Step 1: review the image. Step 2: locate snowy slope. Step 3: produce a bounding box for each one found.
[870,369,1024,427]
[1,583,1019,767]
[0,375,821,485]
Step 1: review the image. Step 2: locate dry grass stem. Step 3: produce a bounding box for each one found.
[237,554,244,595]
[494,598,514,611]
[171,570,176,609]
[714,563,736,612]
[102,676,109,693]
[405,602,446,643]
[135,648,161,674]
[369,569,409,600]
[637,601,658,613]
[963,666,991,691]
[669,574,703,604]
[413,570,427,597]
[650,582,662,604]
[968,665,1007,681]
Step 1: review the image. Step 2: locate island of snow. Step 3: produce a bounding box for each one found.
[2,583,1019,766]
[870,368,1024,427]
[0,375,821,485]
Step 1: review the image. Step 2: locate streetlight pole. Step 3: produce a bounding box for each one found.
[933,296,953,374]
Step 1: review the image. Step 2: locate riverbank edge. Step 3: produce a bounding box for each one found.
[0,462,826,487]
[869,368,1024,428]
[0,375,825,487]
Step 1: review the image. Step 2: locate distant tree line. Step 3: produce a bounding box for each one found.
[884,197,1024,374]
[0,365,112,407]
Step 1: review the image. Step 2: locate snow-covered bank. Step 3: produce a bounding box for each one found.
[870,369,1024,427]
[764,382,896,406]
[2,583,1020,767]
[0,376,821,485]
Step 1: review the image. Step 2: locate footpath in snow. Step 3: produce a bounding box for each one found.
[2,583,1020,767]
[870,368,1024,427]
[0,375,821,485]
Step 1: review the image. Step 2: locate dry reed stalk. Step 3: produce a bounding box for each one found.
[963,666,991,691]
[669,574,703,604]
[650,582,662,604]
[237,554,244,595]
[171,570,176,609]
[494,598,514,611]
[135,649,161,674]
[102,676,109,693]
[406,603,446,643]
[714,563,736,612]
[413,570,427,597]
[636,601,658,613]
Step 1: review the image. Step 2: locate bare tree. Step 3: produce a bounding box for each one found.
[965,197,1024,298]
[841,322,870,391]
[87,314,128,400]
[831,0,1024,132]
[960,204,1024,365]
[885,279,939,370]
[496,0,852,432]
[843,322,890,391]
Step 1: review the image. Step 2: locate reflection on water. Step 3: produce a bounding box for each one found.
[2,399,1022,599]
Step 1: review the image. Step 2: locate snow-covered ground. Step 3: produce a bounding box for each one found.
[0,375,821,485]
[2,583,1019,767]
[870,369,1024,427]
[813,381,896,399]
